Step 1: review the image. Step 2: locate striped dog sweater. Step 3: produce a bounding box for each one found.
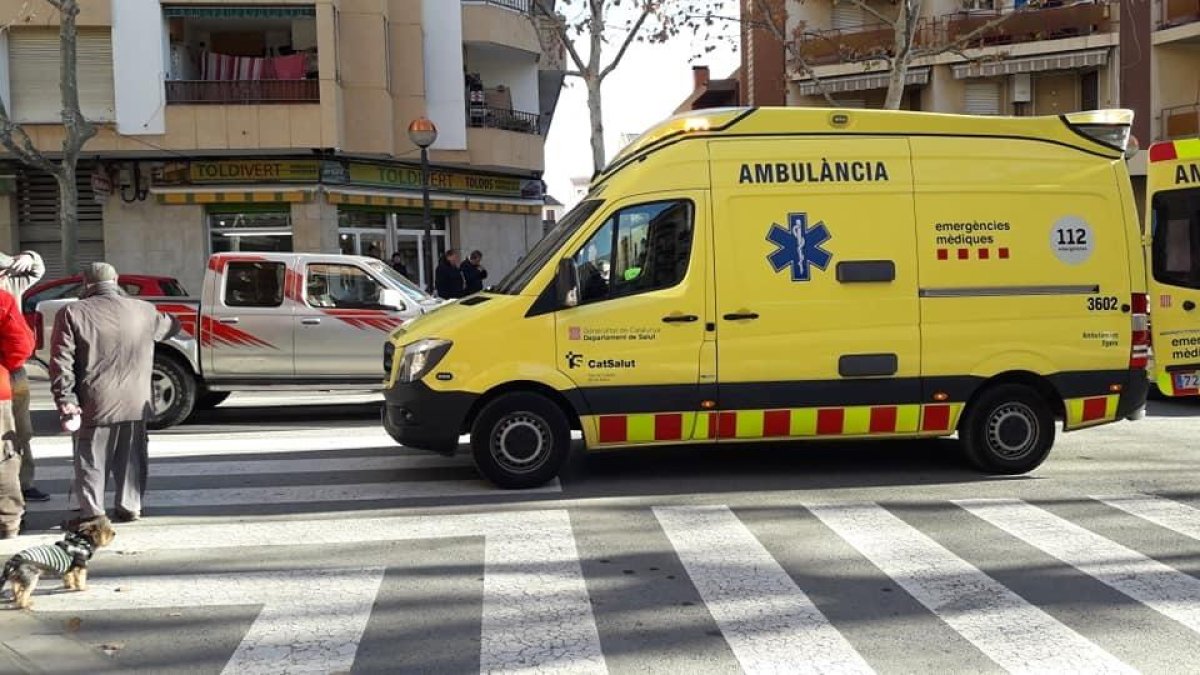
[10,534,95,575]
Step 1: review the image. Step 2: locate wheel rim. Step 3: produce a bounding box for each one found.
[150,366,176,417]
[985,403,1039,460]
[490,412,553,475]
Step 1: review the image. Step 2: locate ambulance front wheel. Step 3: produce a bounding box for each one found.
[471,392,570,489]
[959,384,1056,474]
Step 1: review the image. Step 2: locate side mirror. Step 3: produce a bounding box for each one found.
[378,288,406,311]
[556,258,579,308]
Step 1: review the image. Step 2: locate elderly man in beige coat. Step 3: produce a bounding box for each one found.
[50,263,178,522]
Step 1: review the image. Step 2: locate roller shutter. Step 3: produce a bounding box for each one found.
[964,81,1002,115]
[9,28,115,123]
[832,1,866,29]
[16,164,105,279]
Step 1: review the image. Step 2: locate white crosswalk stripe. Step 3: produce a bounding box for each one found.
[8,491,1200,673]
[957,498,1200,637]
[809,502,1134,674]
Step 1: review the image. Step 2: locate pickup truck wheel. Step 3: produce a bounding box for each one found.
[196,391,231,410]
[959,384,1055,474]
[150,355,197,430]
[470,393,569,489]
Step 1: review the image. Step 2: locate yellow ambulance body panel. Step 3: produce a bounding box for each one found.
[382,107,1149,489]
[1146,138,1200,396]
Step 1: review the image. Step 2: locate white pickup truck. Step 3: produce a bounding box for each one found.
[34,252,441,428]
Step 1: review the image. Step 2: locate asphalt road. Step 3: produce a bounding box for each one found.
[3,384,1200,674]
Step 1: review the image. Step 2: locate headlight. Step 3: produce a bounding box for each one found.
[396,338,452,383]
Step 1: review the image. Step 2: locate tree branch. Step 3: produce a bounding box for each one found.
[530,0,590,77]
[743,0,840,106]
[598,3,654,81]
[913,5,1032,59]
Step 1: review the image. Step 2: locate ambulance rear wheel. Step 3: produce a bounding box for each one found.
[960,385,1055,474]
[471,392,569,489]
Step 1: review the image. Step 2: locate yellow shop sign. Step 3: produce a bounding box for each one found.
[189,160,320,183]
[348,163,524,196]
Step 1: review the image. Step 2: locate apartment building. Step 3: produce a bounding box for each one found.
[766,0,1200,208]
[0,0,565,291]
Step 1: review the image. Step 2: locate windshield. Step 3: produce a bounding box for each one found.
[365,260,438,304]
[1152,188,1200,290]
[492,199,604,295]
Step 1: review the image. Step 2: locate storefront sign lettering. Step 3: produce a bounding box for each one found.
[189,161,320,183]
[347,163,528,197]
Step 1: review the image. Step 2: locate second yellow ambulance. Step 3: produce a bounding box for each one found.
[383,107,1149,488]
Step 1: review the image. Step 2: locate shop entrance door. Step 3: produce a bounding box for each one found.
[395,228,448,291]
[339,229,390,261]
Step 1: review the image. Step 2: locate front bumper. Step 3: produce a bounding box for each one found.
[382,380,477,456]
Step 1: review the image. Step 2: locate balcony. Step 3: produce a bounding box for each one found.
[166,80,320,105]
[464,0,532,10]
[461,0,542,55]
[1162,103,1200,140]
[469,106,541,135]
[1161,0,1200,28]
[796,2,1112,67]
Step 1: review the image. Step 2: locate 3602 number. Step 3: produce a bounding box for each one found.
[1087,296,1119,311]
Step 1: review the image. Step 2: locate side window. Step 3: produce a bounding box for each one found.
[23,283,81,314]
[120,282,141,296]
[1152,190,1200,290]
[306,264,388,310]
[224,262,285,308]
[573,200,694,304]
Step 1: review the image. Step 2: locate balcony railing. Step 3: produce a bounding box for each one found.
[468,106,541,134]
[1161,0,1200,28]
[797,2,1112,67]
[462,0,532,12]
[166,80,320,105]
[1162,103,1200,140]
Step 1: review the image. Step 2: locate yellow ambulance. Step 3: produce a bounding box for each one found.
[383,107,1149,488]
[1146,138,1200,397]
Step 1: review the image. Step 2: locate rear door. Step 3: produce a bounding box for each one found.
[709,138,922,439]
[205,259,294,378]
[293,260,407,379]
[1147,140,1200,395]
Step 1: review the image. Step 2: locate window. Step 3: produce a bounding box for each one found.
[22,282,82,314]
[159,279,190,297]
[208,208,293,254]
[493,199,604,295]
[1152,189,1200,290]
[224,261,285,307]
[10,28,114,122]
[572,200,694,304]
[306,264,389,310]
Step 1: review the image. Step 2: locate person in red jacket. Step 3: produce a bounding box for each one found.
[0,287,34,538]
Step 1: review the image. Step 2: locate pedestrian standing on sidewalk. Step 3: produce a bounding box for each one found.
[461,250,488,295]
[0,284,35,539]
[0,251,46,503]
[435,249,466,300]
[49,263,179,523]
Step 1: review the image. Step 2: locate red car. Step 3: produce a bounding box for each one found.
[23,274,189,347]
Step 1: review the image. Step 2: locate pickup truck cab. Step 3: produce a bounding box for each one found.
[36,252,439,428]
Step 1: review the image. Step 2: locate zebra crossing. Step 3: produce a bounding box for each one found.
[6,476,1200,673]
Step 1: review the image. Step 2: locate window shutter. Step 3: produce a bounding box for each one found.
[832,2,866,29]
[17,164,105,279]
[9,28,114,124]
[964,81,1002,115]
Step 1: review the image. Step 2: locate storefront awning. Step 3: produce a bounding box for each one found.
[952,48,1109,79]
[796,67,930,96]
[162,6,316,19]
[152,187,315,205]
[326,189,543,216]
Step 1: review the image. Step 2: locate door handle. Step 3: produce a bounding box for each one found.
[217,317,239,325]
[1185,300,1197,312]
[301,318,322,325]
[662,314,699,323]
[723,312,760,321]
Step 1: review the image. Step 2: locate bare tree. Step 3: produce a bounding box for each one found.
[728,0,1039,109]
[531,0,728,174]
[0,0,96,273]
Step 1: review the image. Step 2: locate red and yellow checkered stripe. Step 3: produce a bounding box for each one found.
[1064,394,1119,429]
[590,403,965,446]
[1149,138,1200,163]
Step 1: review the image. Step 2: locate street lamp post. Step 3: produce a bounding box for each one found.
[407,117,439,291]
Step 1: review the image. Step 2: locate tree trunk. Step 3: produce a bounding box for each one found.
[585,76,606,175]
[883,6,910,110]
[56,166,78,274]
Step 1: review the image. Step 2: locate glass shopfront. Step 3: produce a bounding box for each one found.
[208,205,293,253]
[337,207,449,290]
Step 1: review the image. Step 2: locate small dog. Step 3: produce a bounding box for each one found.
[1,515,116,610]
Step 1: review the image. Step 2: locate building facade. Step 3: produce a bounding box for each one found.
[769,0,1200,210]
[0,0,565,292]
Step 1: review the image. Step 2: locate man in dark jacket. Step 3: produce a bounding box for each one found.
[50,263,179,523]
[0,287,33,539]
[461,250,488,295]
[435,249,466,300]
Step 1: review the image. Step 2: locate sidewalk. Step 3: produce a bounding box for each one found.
[0,610,122,674]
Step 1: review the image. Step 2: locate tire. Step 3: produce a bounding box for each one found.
[149,354,197,430]
[470,392,570,489]
[196,391,231,410]
[959,384,1056,474]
